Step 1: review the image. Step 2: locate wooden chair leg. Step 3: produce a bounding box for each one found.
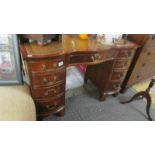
[145,93,152,121]
[120,91,145,104]
[120,91,153,121]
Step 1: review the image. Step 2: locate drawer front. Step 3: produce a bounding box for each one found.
[69,50,117,65]
[69,53,102,64]
[35,96,65,112]
[32,83,65,99]
[31,69,66,87]
[110,69,127,81]
[113,60,130,69]
[29,57,65,73]
[117,49,134,59]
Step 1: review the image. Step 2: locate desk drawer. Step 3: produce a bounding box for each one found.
[32,83,65,99]
[69,53,102,64]
[110,69,127,81]
[35,95,65,112]
[29,57,65,73]
[113,60,130,69]
[31,69,66,87]
[117,49,134,59]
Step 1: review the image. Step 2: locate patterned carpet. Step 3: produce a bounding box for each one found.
[44,82,155,121]
[132,80,155,108]
[43,67,155,121]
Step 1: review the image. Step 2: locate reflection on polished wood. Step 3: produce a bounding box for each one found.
[21,35,137,58]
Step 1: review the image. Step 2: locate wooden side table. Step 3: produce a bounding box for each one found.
[120,78,155,121]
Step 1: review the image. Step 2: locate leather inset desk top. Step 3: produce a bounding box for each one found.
[21,35,138,59]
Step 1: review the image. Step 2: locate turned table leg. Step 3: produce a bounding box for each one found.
[120,91,152,121]
[120,78,155,121]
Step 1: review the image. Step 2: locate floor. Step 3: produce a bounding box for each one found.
[66,66,84,98]
[44,67,155,121]
[0,85,36,121]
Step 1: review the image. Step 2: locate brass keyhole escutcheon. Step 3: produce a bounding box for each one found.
[117,73,123,78]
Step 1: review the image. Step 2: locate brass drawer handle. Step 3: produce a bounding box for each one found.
[124,52,131,58]
[117,73,123,78]
[91,56,95,62]
[43,77,48,83]
[124,62,128,67]
[43,76,57,84]
[46,103,57,110]
[94,54,101,60]
[113,84,120,90]
[53,90,57,93]
[91,54,101,62]
[125,53,129,58]
[42,64,46,71]
[44,89,57,96]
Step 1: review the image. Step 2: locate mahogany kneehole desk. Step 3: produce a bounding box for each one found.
[20,35,138,120]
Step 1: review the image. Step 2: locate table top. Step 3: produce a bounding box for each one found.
[21,35,138,59]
